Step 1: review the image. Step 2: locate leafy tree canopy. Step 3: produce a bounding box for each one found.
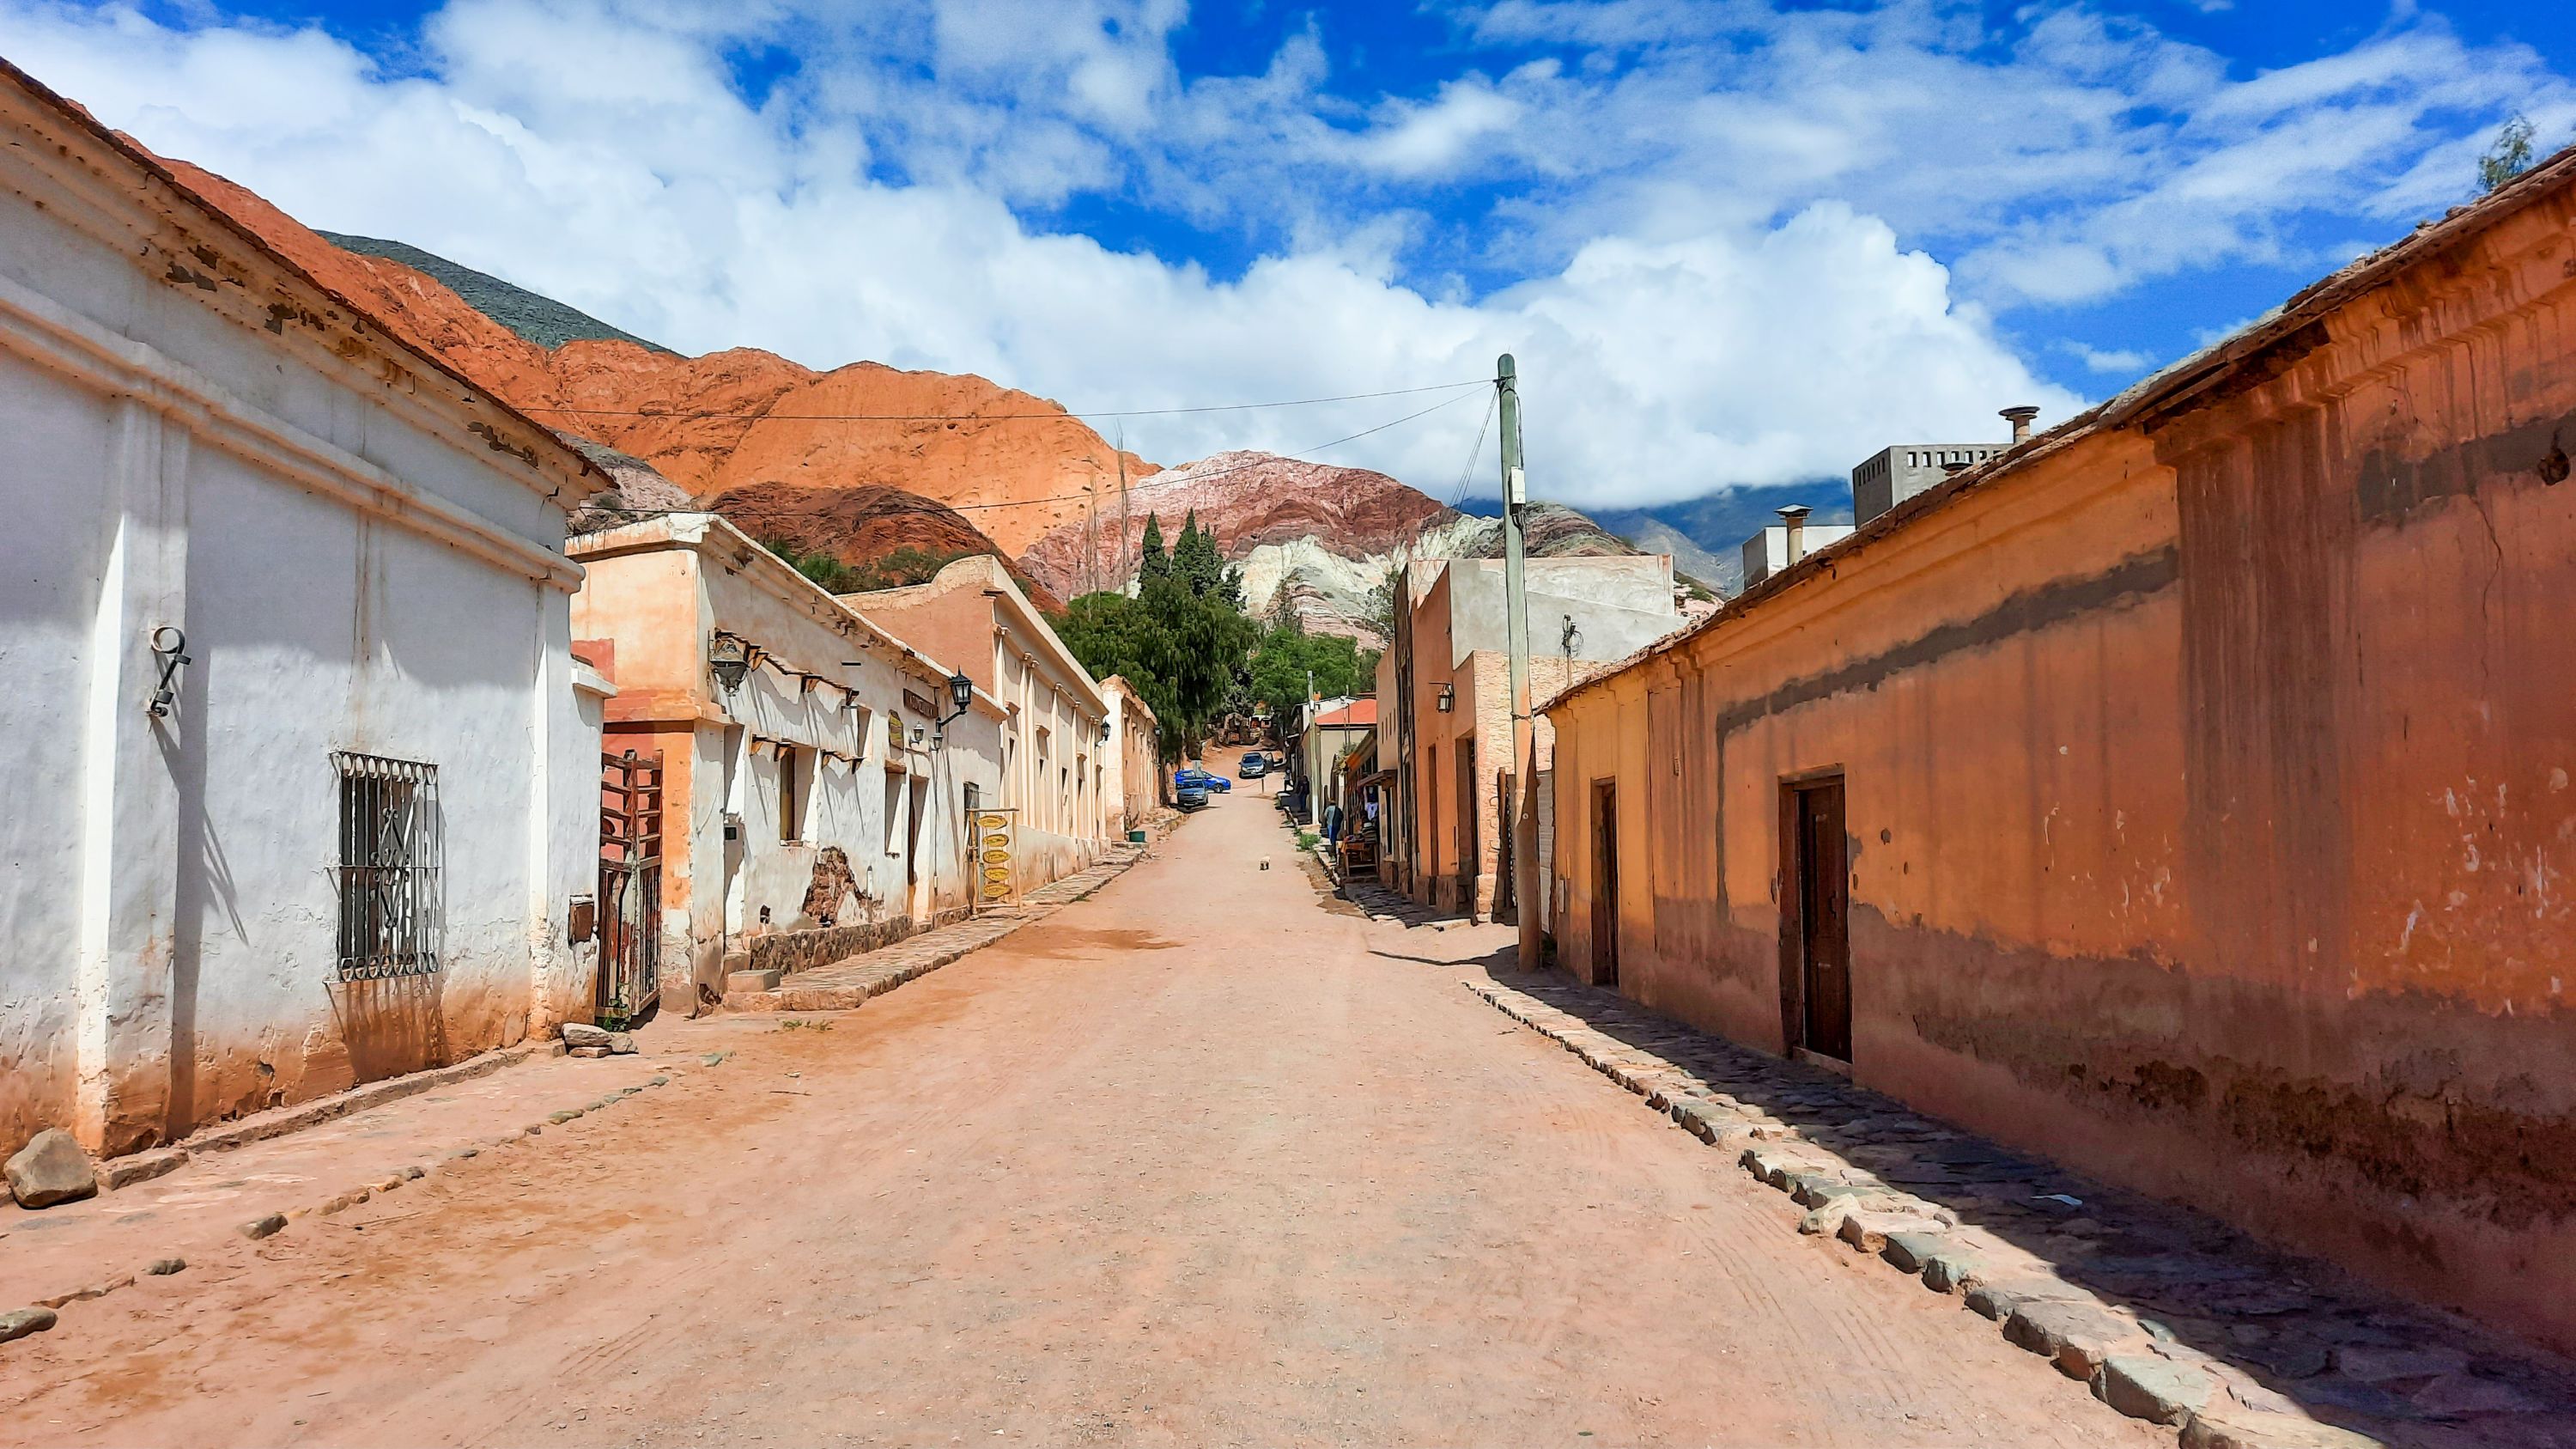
[1247,615,1378,733]
[2481,115,2537,193]
[1057,577,1258,764]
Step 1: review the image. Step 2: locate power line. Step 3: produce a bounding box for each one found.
[527,377,1493,424]
[1446,387,1500,509]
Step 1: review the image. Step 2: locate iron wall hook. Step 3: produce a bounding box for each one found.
[149,625,190,718]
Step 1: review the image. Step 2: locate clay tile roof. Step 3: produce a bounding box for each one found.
[1315,699,1378,728]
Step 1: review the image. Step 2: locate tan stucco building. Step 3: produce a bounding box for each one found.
[842,555,1115,886]
[1542,149,2576,1352]
[1376,555,1683,920]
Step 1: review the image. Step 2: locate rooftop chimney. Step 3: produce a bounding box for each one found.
[2002,405,2040,445]
[1777,503,1811,566]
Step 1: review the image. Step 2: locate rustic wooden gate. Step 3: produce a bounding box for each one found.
[598,749,664,1026]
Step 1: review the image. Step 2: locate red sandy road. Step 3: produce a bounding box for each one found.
[1,793,2159,1447]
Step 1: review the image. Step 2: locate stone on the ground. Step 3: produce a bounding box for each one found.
[1919,1250,1982,1294]
[605,1032,637,1055]
[236,1213,287,1240]
[0,1307,58,1343]
[1965,1278,2082,1321]
[2180,1403,2384,1449]
[2004,1300,2141,1380]
[1834,1209,1941,1255]
[2415,1371,2540,1416]
[2331,1343,2469,1382]
[568,1045,611,1059]
[2094,1355,2214,1424]
[1878,1231,1949,1275]
[561,1023,611,1048]
[1789,1173,1867,1208]
[548,1109,582,1123]
[5,1128,99,1209]
[143,1257,185,1276]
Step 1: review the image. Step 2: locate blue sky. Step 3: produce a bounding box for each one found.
[3,0,2570,509]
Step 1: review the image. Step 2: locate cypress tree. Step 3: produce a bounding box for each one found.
[1138,513,1170,583]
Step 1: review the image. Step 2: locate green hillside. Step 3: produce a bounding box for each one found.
[320,232,672,354]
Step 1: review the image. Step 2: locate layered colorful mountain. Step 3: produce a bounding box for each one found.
[154,150,1658,636]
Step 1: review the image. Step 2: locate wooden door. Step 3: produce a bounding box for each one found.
[1456,740,1479,912]
[1794,780,1851,1061]
[1591,781,1619,985]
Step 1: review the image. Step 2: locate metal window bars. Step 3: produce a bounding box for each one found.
[332,751,443,980]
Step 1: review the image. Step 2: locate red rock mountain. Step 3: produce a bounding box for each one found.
[1019,450,1458,600]
[150,155,1148,577]
[152,151,1640,635]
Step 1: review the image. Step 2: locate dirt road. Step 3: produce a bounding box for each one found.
[3,791,2156,1446]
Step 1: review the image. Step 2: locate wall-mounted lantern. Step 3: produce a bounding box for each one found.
[709,633,751,694]
[1098,718,1113,745]
[933,670,973,746]
[1435,683,1455,713]
[148,625,190,718]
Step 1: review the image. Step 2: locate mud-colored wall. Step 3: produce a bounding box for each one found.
[1546,183,2576,1350]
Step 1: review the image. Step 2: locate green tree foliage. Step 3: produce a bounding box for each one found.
[1137,513,1170,584]
[2481,115,2537,192]
[1057,578,1257,764]
[1247,613,1378,731]
[758,538,971,595]
[1169,510,1244,606]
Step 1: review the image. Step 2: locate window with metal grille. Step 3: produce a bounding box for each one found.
[333,752,442,980]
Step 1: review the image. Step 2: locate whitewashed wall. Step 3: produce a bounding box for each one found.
[0,80,600,1157]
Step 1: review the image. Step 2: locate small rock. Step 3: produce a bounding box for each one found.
[2415,1371,2542,1416]
[143,1258,185,1276]
[402,1165,425,1181]
[1796,1200,1853,1236]
[2095,1355,2214,1425]
[1966,1278,2082,1321]
[4,1129,99,1209]
[1919,1250,1982,1294]
[605,1032,637,1056]
[236,1213,287,1240]
[1878,1231,1949,1275]
[568,1045,611,1060]
[548,1110,582,1124]
[1834,1209,1941,1255]
[2180,1404,2384,1449]
[0,1307,58,1343]
[561,1023,611,1048]
[2332,1343,2470,1383]
[2006,1300,2139,1381]
[1788,1173,1866,1208]
[448,1148,479,1161]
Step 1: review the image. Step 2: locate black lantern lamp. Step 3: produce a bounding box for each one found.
[934,669,974,744]
[1435,683,1455,713]
[709,633,751,694]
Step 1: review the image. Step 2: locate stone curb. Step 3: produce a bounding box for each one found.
[92,1039,563,1196]
[720,849,1147,1016]
[4,1068,688,1347]
[1461,977,2500,1449]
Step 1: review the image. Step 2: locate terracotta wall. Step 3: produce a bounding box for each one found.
[1546,181,2576,1350]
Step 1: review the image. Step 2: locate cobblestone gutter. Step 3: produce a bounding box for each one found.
[1467,972,2576,1449]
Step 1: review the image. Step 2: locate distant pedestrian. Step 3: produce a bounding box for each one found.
[1323,800,1344,846]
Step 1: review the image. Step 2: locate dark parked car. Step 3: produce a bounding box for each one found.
[1239,752,1267,778]
[1175,771,1210,809]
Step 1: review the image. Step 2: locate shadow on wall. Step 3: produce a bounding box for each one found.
[1457,952,2576,1442]
[332,972,452,1090]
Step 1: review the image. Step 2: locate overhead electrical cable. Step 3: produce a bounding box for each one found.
[526,377,1492,424]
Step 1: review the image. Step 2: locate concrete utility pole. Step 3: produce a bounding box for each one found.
[1499,356,1540,964]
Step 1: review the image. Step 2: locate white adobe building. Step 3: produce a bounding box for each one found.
[568,514,1009,1004]
[0,61,615,1162]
